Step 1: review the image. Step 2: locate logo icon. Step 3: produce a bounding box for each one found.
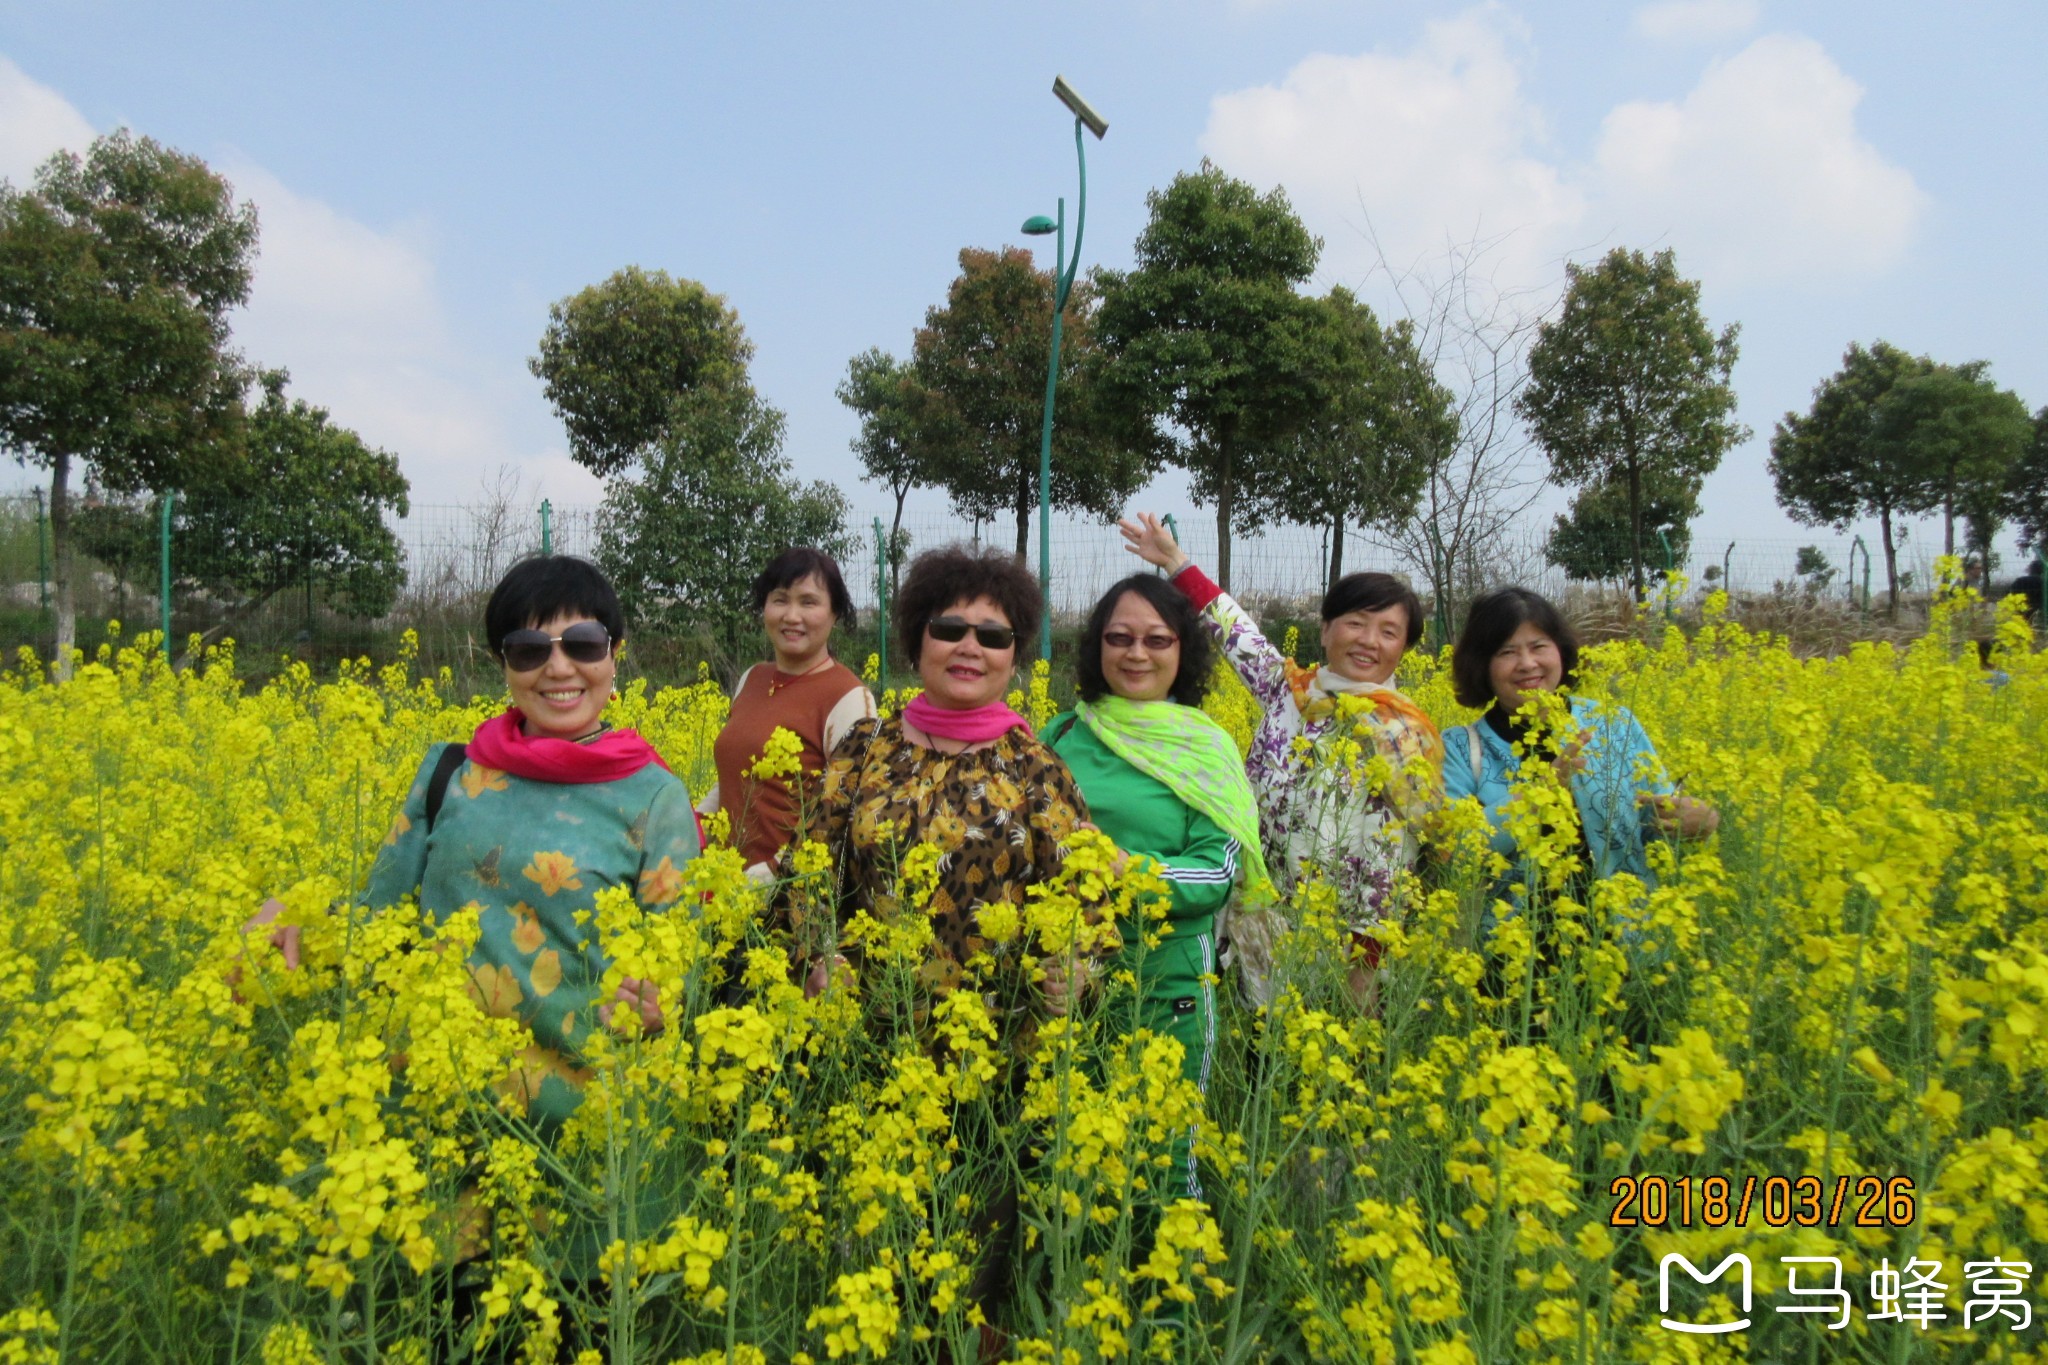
[1660,1252,1753,1334]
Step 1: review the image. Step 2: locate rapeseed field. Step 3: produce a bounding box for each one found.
[1,584,2043,1363]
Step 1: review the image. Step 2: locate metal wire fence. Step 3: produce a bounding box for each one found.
[0,489,1991,686]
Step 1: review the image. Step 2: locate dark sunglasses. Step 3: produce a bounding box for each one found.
[1102,629,1179,651]
[499,622,613,672]
[926,615,1016,651]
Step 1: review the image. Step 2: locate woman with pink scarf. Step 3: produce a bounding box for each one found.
[787,544,1095,1022]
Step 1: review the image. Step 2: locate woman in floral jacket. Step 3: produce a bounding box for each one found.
[1120,514,1442,1007]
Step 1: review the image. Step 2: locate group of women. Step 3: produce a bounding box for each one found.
[244,516,1719,1353]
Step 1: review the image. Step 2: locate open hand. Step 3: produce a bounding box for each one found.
[1641,792,1720,839]
[229,898,301,1000]
[601,976,665,1036]
[1117,514,1188,575]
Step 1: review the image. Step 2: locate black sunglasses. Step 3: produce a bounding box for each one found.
[926,615,1017,651]
[499,622,613,672]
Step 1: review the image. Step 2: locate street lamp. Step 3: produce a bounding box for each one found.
[1021,75,1107,661]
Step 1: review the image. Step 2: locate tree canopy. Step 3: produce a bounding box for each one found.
[1240,288,1457,588]
[530,267,751,478]
[1544,472,1698,586]
[0,129,258,671]
[1095,162,1334,589]
[178,370,411,621]
[1518,247,1744,599]
[902,246,1148,561]
[599,385,848,673]
[1772,341,2031,609]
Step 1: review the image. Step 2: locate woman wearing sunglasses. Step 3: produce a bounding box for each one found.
[785,544,1097,1337]
[1043,575,1267,1201]
[789,543,1095,1016]
[1119,514,1443,1011]
[701,547,876,881]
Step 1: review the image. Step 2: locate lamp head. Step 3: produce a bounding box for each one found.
[1021,215,1057,236]
[1053,76,1108,140]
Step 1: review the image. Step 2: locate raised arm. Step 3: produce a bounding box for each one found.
[1118,513,1291,707]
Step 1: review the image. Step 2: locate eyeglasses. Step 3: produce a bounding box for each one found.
[1102,629,1179,651]
[499,622,613,672]
[926,616,1016,651]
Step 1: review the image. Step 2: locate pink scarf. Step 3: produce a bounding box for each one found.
[465,708,671,784]
[903,695,1029,744]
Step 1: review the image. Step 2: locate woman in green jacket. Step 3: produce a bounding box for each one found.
[1046,574,1268,1200]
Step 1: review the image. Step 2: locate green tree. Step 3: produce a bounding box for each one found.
[1095,162,1334,589]
[1769,341,1931,611]
[2003,406,2048,558]
[905,246,1148,561]
[0,130,257,674]
[1772,343,2031,610]
[1518,247,1745,600]
[1240,289,1457,587]
[839,347,942,593]
[529,266,750,478]
[599,385,849,671]
[1871,361,2031,565]
[1543,472,1698,585]
[176,370,410,622]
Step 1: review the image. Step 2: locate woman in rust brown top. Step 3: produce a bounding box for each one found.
[702,547,876,879]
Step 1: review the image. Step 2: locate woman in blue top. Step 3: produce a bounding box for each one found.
[1442,588,1717,894]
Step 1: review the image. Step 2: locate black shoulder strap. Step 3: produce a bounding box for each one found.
[424,743,468,833]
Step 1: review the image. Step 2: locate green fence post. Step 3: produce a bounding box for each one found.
[540,499,553,556]
[872,517,889,690]
[1656,529,1676,622]
[1722,541,1734,595]
[1849,536,1871,615]
[159,491,175,662]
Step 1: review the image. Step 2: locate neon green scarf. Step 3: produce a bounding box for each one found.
[1075,695,1271,893]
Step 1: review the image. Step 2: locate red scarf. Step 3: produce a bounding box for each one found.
[903,695,1029,744]
[465,708,671,784]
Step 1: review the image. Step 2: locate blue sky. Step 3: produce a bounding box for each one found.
[3,0,2043,571]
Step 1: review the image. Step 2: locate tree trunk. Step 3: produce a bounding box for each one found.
[1327,513,1345,591]
[888,487,908,601]
[1215,426,1236,593]
[1014,467,1030,564]
[1943,492,1955,557]
[49,452,74,682]
[1627,455,1645,603]
[1880,504,1900,615]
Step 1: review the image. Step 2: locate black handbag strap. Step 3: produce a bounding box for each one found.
[424,743,468,833]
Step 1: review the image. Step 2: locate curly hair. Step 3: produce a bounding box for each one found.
[895,544,1044,664]
[1074,574,1213,707]
[1449,587,1580,709]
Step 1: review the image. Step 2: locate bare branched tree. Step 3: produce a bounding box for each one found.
[1342,222,1560,635]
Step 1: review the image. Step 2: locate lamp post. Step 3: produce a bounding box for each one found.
[1021,75,1107,661]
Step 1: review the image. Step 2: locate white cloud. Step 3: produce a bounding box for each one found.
[1631,0,1760,45]
[0,55,95,186]
[1593,35,1926,282]
[1201,8,1586,288]
[0,50,589,507]
[223,161,594,507]
[1199,10,1923,295]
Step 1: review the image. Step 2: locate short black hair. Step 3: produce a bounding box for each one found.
[1323,571,1425,648]
[750,547,856,628]
[895,544,1043,664]
[1450,587,1580,709]
[1075,574,1214,707]
[484,555,626,658]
